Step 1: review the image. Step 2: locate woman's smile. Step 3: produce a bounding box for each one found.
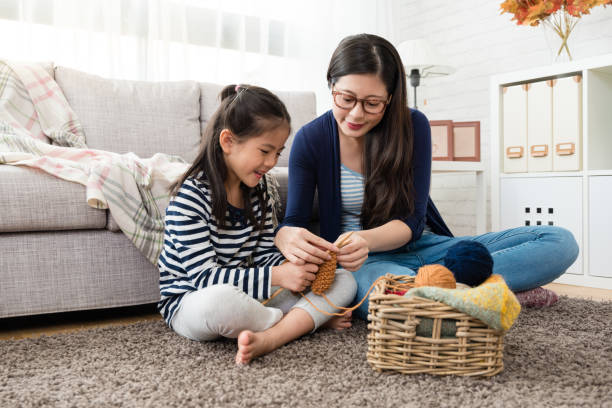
[347,122,364,131]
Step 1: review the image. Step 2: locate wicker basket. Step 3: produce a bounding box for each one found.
[367,274,504,377]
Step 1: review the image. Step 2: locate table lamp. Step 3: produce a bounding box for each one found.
[397,39,455,109]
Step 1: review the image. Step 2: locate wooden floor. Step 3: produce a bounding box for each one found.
[0,304,161,341]
[544,283,612,302]
[1,284,610,341]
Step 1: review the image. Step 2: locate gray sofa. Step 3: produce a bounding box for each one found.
[0,65,316,319]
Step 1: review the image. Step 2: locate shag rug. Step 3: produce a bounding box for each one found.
[1,297,611,408]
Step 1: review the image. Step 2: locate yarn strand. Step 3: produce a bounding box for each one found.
[298,276,387,317]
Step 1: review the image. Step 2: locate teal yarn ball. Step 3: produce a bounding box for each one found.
[443,240,493,287]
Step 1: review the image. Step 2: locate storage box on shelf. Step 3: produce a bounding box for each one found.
[490,53,612,290]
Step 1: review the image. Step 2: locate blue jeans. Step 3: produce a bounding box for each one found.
[351,226,579,320]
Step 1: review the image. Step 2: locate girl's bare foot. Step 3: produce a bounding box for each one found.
[235,330,272,365]
[322,311,352,330]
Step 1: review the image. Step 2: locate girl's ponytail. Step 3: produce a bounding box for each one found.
[219,84,239,101]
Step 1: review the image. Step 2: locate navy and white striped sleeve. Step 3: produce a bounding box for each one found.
[160,181,272,300]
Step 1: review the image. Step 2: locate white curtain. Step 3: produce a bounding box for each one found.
[0,0,395,114]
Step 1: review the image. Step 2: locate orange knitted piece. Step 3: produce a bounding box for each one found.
[414,264,457,289]
[262,232,353,309]
[311,252,337,295]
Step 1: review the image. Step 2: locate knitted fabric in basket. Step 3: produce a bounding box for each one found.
[367,274,507,377]
[405,274,521,331]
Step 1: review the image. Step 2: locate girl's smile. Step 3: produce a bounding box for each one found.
[221,125,289,194]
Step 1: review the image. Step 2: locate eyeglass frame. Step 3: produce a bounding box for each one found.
[331,89,391,114]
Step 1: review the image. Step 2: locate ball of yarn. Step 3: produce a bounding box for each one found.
[444,240,493,287]
[414,264,457,289]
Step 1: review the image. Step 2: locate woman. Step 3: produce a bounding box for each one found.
[275,33,578,319]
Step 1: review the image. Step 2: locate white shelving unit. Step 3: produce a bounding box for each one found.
[490,53,612,290]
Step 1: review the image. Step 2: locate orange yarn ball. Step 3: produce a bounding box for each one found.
[414,264,457,289]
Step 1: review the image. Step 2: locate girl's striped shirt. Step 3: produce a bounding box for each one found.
[158,177,285,327]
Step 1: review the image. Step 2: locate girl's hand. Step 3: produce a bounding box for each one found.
[275,226,339,265]
[272,262,318,292]
[336,231,369,272]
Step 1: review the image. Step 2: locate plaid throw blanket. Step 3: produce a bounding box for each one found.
[0,61,87,147]
[0,61,282,265]
[0,60,189,264]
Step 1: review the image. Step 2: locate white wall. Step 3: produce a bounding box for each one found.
[393,0,612,236]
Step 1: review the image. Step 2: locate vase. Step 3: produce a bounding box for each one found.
[542,10,579,63]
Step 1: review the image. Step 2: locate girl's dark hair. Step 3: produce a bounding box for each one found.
[327,33,414,230]
[170,84,291,230]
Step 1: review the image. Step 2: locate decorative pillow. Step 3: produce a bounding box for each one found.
[55,67,201,162]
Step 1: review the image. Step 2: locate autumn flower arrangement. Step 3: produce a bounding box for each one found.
[500,0,612,60]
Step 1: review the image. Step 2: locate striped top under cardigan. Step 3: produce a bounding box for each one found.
[158,177,285,327]
[339,164,364,233]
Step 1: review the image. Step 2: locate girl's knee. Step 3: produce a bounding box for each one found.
[337,269,357,290]
[332,269,358,306]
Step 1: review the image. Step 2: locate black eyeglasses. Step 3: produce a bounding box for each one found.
[331,90,389,114]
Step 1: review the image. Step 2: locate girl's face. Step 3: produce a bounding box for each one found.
[331,73,389,142]
[221,124,289,189]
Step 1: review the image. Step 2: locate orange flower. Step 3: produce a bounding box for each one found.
[500,0,612,25]
[500,0,612,60]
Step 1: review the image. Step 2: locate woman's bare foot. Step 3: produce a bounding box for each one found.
[322,311,352,330]
[236,330,272,365]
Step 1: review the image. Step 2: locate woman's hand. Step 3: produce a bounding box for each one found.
[275,226,339,265]
[336,231,369,272]
[271,262,318,292]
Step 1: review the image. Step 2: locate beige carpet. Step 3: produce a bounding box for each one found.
[1,296,611,408]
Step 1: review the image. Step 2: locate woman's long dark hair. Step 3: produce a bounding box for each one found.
[327,33,415,230]
[170,84,291,230]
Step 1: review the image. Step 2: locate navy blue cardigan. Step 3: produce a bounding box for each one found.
[279,109,452,244]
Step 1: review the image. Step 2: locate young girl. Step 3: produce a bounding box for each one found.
[275,34,579,318]
[158,84,357,365]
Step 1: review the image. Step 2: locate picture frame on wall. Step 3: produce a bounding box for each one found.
[429,120,454,161]
[452,121,480,161]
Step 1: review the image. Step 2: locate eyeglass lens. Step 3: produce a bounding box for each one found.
[333,92,385,114]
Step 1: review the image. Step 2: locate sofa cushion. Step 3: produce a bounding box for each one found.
[107,212,121,232]
[199,83,316,167]
[274,90,316,167]
[0,166,107,232]
[199,82,224,134]
[55,67,201,162]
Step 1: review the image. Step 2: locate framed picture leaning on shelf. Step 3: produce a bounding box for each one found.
[453,121,481,162]
[429,120,454,161]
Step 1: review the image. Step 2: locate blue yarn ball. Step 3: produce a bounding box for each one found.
[443,240,493,287]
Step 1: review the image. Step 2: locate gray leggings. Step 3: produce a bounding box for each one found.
[171,269,357,341]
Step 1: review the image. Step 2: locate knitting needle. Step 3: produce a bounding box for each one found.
[262,231,355,305]
[335,231,354,249]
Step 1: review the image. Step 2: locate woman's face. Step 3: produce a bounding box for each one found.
[331,73,389,141]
